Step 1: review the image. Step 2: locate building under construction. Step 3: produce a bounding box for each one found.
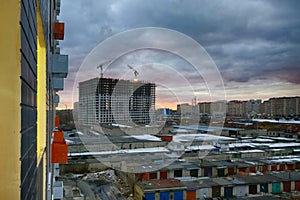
[78,77,155,127]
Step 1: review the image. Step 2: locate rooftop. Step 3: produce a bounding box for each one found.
[174,125,244,132]
[173,133,237,143]
[137,179,186,192]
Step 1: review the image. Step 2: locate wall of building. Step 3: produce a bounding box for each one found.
[0,1,21,199]
[0,0,67,199]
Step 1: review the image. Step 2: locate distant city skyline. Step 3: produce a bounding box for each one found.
[57,0,300,109]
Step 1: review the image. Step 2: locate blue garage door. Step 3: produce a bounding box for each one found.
[160,191,170,200]
[145,193,155,200]
[174,190,183,200]
[204,167,212,177]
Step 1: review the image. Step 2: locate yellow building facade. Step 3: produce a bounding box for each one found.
[0,0,67,199]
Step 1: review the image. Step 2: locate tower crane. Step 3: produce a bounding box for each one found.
[97,60,112,78]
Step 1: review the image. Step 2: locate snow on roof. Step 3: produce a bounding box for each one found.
[122,147,169,154]
[239,149,265,153]
[122,135,162,141]
[244,161,258,165]
[173,133,236,143]
[249,142,300,148]
[269,157,300,163]
[266,143,300,148]
[76,131,84,135]
[253,118,300,124]
[228,143,255,148]
[240,136,253,139]
[171,129,192,133]
[112,123,132,128]
[69,147,169,156]
[145,124,161,128]
[174,125,244,131]
[268,148,285,152]
[65,139,75,145]
[185,145,215,151]
[260,136,296,142]
[250,138,275,143]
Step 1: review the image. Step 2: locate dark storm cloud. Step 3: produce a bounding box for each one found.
[58,0,300,107]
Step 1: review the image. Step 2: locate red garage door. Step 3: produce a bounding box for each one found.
[262,165,268,174]
[149,172,157,180]
[283,181,291,192]
[160,171,167,180]
[249,166,256,173]
[142,173,150,181]
[279,164,285,171]
[271,165,277,171]
[239,167,246,173]
[286,164,294,171]
[186,190,196,200]
[228,167,235,175]
[295,181,300,191]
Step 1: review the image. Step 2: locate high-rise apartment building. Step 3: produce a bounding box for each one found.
[198,97,299,117]
[198,102,211,114]
[79,77,155,127]
[260,97,300,116]
[227,100,245,116]
[0,0,68,199]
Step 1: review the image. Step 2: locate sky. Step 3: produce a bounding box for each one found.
[58,0,300,110]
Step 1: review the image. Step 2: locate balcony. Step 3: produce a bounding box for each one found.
[54,22,64,40]
[53,77,64,91]
[52,54,68,78]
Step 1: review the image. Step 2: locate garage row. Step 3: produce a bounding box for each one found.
[134,171,300,200]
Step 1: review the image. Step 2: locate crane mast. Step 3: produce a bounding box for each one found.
[97,60,112,78]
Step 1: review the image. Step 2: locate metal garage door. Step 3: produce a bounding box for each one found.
[186,189,196,200]
[224,186,233,198]
[197,188,209,199]
[295,181,300,191]
[217,168,225,177]
[174,169,182,177]
[212,186,221,198]
[204,167,212,177]
[160,171,168,180]
[174,190,183,200]
[260,183,268,193]
[279,164,285,171]
[249,184,257,194]
[190,169,198,177]
[271,165,277,171]
[272,182,281,194]
[262,165,269,173]
[249,166,256,173]
[283,181,291,192]
[228,167,235,175]
[149,172,157,180]
[145,193,155,200]
[236,185,247,197]
[160,191,170,200]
